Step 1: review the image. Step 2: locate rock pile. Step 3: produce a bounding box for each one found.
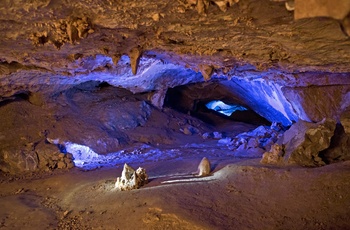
[0,141,75,174]
[217,122,285,157]
[43,152,75,171]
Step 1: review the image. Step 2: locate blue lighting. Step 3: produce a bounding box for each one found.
[64,142,100,167]
[206,100,248,116]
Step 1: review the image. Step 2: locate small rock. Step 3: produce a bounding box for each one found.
[152,13,160,22]
[66,153,74,159]
[64,158,72,164]
[63,210,71,219]
[57,161,66,169]
[67,162,75,169]
[213,132,223,139]
[218,137,232,145]
[261,144,284,165]
[15,188,25,194]
[202,132,211,139]
[182,127,193,135]
[51,155,59,161]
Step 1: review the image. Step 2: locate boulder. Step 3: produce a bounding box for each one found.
[0,149,39,174]
[277,119,336,166]
[325,110,350,162]
[319,122,350,164]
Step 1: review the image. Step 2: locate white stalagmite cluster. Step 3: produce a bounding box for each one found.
[115,163,149,191]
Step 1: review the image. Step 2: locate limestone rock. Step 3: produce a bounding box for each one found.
[198,157,211,176]
[229,123,284,152]
[280,119,336,166]
[196,0,209,14]
[35,141,75,171]
[0,149,39,174]
[319,123,350,164]
[181,125,198,135]
[261,144,284,164]
[148,90,167,109]
[57,161,66,169]
[199,64,213,81]
[341,13,350,37]
[214,0,239,12]
[285,1,295,11]
[129,47,142,75]
[340,110,350,134]
[115,163,148,191]
[294,0,350,20]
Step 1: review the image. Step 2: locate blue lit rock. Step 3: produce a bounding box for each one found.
[225,123,284,158]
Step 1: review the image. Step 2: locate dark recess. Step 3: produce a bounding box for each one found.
[164,84,271,126]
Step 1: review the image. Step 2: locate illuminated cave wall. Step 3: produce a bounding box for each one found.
[1,54,350,173]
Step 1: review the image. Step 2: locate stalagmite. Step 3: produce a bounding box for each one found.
[115,163,148,191]
[198,157,211,176]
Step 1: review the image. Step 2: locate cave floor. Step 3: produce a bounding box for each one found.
[0,150,349,230]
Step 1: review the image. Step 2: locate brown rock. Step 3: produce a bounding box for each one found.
[199,64,214,81]
[129,47,142,75]
[261,144,284,165]
[281,119,336,166]
[66,162,75,169]
[57,161,66,169]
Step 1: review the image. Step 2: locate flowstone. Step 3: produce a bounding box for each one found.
[115,163,148,191]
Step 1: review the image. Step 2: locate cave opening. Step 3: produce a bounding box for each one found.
[164,82,271,128]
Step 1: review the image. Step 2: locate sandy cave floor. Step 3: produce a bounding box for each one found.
[0,142,350,230]
[0,92,349,229]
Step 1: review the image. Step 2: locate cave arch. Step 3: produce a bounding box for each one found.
[164,82,270,126]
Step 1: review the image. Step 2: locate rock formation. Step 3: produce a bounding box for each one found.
[197,157,211,176]
[261,119,350,166]
[115,163,149,191]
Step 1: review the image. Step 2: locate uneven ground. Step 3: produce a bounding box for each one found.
[0,155,349,230]
[0,76,349,230]
[0,97,349,229]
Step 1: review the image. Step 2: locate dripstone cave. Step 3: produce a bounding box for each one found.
[1,0,350,229]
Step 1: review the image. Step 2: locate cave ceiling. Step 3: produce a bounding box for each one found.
[0,0,350,103]
[1,0,350,72]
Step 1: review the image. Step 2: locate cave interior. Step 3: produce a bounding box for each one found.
[1,0,350,229]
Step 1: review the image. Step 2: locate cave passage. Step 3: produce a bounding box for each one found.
[164,82,271,127]
[205,100,248,116]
